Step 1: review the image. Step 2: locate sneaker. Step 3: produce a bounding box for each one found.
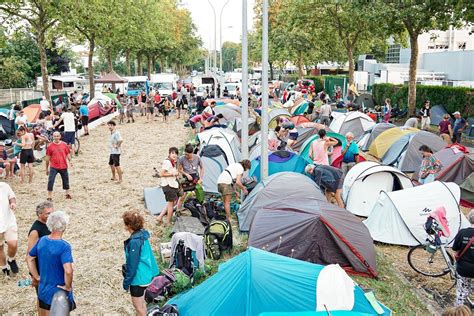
[2,267,9,276]
[7,259,18,274]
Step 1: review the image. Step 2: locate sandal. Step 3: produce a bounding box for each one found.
[47,198,52,202]
[65,194,72,200]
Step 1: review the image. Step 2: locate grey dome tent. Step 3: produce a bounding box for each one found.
[292,126,319,152]
[381,131,446,172]
[199,145,229,194]
[430,105,451,126]
[243,172,378,278]
[358,123,395,152]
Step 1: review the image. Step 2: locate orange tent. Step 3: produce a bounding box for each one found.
[23,104,42,123]
[289,115,311,126]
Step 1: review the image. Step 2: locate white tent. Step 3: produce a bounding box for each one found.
[363,181,470,246]
[198,128,241,165]
[342,161,413,217]
[329,111,375,139]
[87,93,112,106]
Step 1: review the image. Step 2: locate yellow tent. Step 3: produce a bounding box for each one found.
[369,127,419,158]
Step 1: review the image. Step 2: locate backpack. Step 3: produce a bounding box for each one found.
[147,304,179,316]
[183,198,208,226]
[204,217,232,260]
[144,270,177,303]
[171,240,196,277]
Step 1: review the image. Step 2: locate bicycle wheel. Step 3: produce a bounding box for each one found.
[407,245,453,277]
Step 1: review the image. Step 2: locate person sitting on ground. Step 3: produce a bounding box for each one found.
[122,210,159,316]
[452,111,469,144]
[157,147,180,225]
[340,132,359,175]
[176,144,204,211]
[309,129,338,166]
[217,160,251,221]
[26,211,76,314]
[26,201,54,315]
[305,164,345,208]
[0,141,14,178]
[418,145,441,184]
[404,115,420,129]
[451,209,474,307]
[439,114,453,144]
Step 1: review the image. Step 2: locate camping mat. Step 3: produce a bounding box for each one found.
[172,216,205,235]
[144,186,167,215]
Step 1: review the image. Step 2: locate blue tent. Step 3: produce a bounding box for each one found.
[250,151,308,182]
[168,247,391,316]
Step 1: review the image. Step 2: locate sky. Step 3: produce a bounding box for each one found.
[181,0,256,51]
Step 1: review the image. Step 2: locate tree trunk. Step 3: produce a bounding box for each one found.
[137,53,142,76]
[408,34,419,116]
[88,38,95,99]
[152,56,156,74]
[347,45,354,85]
[126,49,131,76]
[147,54,152,80]
[160,58,164,73]
[107,49,113,72]
[38,31,50,102]
[297,52,304,79]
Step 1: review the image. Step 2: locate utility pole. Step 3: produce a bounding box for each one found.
[241,0,249,159]
[260,0,269,180]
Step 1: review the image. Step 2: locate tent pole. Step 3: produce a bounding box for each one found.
[241,0,249,160]
[260,0,269,180]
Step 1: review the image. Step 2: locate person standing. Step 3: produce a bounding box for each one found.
[40,96,51,117]
[176,144,204,210]
[126,97,135,123]
[438,114,453,144]
[18,126,35,183]
[382,98,391,123]
[122,210,159,316]
[146,90,155,122]
[452,111,469,144]
[27,211,76,314]
[0,182,18,275]
[319,100,332,126]
[45,132,72,201]
[419,100,431,130]
[418,145,441,184]
[157,147,180,225]
[139,91,147,116]
[108,121,123,183]
[54,107,76,154]
[309,129,338,166]
[340,132,359,176]
[26,201,54,314]
[452,209,474,307]
[79,103,89,136]
[217,160,251,221]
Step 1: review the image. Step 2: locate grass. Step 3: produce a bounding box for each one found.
[353,251,431,314]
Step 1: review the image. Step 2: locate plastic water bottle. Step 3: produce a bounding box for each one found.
[17,279,32,288]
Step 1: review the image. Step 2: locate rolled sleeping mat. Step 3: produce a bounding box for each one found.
[50,290,69,316]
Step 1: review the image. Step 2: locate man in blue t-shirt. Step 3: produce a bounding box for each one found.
[79,103,89,136]
[341,132,359,176]
[27,211,75,313]
[452,111,468,144]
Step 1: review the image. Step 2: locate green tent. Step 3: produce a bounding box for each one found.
[461,173,474,207]
[104,93,122,109]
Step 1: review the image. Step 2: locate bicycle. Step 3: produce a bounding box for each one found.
[407,215,473,308]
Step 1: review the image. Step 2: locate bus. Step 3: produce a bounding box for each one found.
[124,76,149,97]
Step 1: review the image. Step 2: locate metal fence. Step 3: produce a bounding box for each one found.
[0,89,67,109]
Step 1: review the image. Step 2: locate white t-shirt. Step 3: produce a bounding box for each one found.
[40,99,50,111]
[320,104,332,117]
[0,182,16,233]
[15,115,27,126]
[161,159,179,188]
[61,112,76,132]
[202,106,214,116]
[217,163,244,185]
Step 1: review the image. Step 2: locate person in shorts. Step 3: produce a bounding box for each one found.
[146,90,155,122]
[54,107,76,153]
[157,147,180,225]
[217,160,251,221]
[18,126,35,183]
[79,103,89,135]
[27,211,76,314]
[0,182,19,276]
[108,121,123,183]
[305,164,345,208]
[45,131,72,201]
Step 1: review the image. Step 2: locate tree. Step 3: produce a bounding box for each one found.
[385,0,468,115]
[0,56,30,88]
[0,0,60,101]
[221,42,241,72]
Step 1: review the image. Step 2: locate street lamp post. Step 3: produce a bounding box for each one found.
[260,0,269,180]
[219,0,231,97]
[207,0,217,98]
[241,0,249,159]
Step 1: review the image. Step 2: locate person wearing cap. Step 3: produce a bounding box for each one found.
[419,100,431,130]
[452,111,468,144]
[438,114,453,144]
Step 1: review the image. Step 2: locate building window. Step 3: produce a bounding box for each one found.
[385,44,401,63]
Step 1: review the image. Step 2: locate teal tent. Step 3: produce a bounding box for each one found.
[249,150,308,182]
[168,247,391,316]
[299,132,346,164]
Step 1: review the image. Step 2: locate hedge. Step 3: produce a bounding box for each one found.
[373,83,474,116]
[281,75,344,94]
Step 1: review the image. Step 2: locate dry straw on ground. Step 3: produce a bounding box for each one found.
[0,115,189,314]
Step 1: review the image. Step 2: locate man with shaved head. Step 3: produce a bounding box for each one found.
[45,131,72,201]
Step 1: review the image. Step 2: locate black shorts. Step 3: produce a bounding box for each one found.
[130,285,147,297]
[63,132,75,145]
[147,107,154,114]
[20,149,35,164]
[81,116,89,126]
[109,154,120,167]
[162,185,179,202]
[38,296,76,311]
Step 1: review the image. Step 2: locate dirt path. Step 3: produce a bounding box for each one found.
[0,115,189,314]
